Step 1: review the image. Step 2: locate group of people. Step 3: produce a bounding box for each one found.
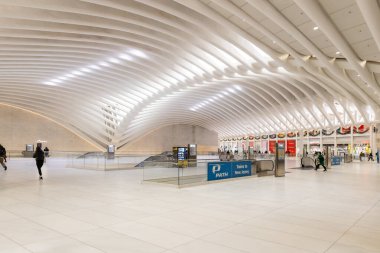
[0,144,49,180]
[219,150,234,161]
[359,151,376,161]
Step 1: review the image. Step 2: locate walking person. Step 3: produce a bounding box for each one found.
[359,151,365,161]
[33,146,45,180]
[0,144,7,171]
[315,152,327,171]
[368,152,374,161]
[43,146,50,157]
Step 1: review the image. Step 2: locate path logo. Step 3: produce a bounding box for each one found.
[212,164,221,174]
[211,164,228,178]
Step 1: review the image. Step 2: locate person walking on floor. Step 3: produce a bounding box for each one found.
[0,144,7,171]
[359,151,365,161]
[315,153,327,171]
[368,152,374,161]
[33,146,45,180]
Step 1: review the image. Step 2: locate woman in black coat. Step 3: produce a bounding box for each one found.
[33,146,45,180]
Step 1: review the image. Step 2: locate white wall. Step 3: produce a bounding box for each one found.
[0,104,99,152]
[119,124,218,155]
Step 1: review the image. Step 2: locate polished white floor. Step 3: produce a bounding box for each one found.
[0,158,379,253]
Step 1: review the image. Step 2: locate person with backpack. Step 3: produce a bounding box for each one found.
[33,146,45,180]
[315,152,327,171]
[0,144,7,171]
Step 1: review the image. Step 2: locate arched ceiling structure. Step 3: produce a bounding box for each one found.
[0,0,379,149]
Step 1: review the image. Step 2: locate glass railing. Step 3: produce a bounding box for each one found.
[141,157,279,187]
[142,159,219,186]
[65,153,150,170]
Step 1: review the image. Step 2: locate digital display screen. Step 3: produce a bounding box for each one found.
[178,147,187,161]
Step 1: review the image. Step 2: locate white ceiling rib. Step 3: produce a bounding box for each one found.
[0,0,379,149]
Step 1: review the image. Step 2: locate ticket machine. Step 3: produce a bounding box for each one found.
[275,142,285,177]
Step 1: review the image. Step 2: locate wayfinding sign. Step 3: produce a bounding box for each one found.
[331,156,341,166]
[207,161,252,181]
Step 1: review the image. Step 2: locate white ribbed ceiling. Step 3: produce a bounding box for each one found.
[0,0,379,149]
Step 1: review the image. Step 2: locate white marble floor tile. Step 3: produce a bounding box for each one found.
[0,234,25,252]
[225,223,332,252]
[62,209,125,226]
[0,209,20,222]
[106,221,194,248]
[137,216,221,238]
[0,246,31,253]
[24,237,103,253]
[202,230,313,253]
[325,243,378,253]
[335,226,380,252]
[0,218,62,245]
[258,213,351,233]
[70,228,165,253]
[32,214,98,235]
[91,204,152,221]
[3,203,54,219]
[172,240,247,253]
[244,217,344,241]
[159,210,236,229]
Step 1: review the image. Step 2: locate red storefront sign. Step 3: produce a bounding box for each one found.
[269,140,285,154]
[269,140,276,153]
[287,140,296,154]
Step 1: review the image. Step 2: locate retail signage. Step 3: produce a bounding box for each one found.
[207,161,252,181]
[331,156,341,166]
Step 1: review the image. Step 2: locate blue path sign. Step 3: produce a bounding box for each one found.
[331,156,341,166]
[207,161,252,181]
[207,162,230,181]
[231,161,251,178]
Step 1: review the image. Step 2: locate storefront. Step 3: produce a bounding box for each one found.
[219,124,373,157]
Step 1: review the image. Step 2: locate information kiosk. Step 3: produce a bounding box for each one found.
[275,142,285,177]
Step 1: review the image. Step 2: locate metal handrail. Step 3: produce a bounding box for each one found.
[301,156,316,167]
[255,159,275,171]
